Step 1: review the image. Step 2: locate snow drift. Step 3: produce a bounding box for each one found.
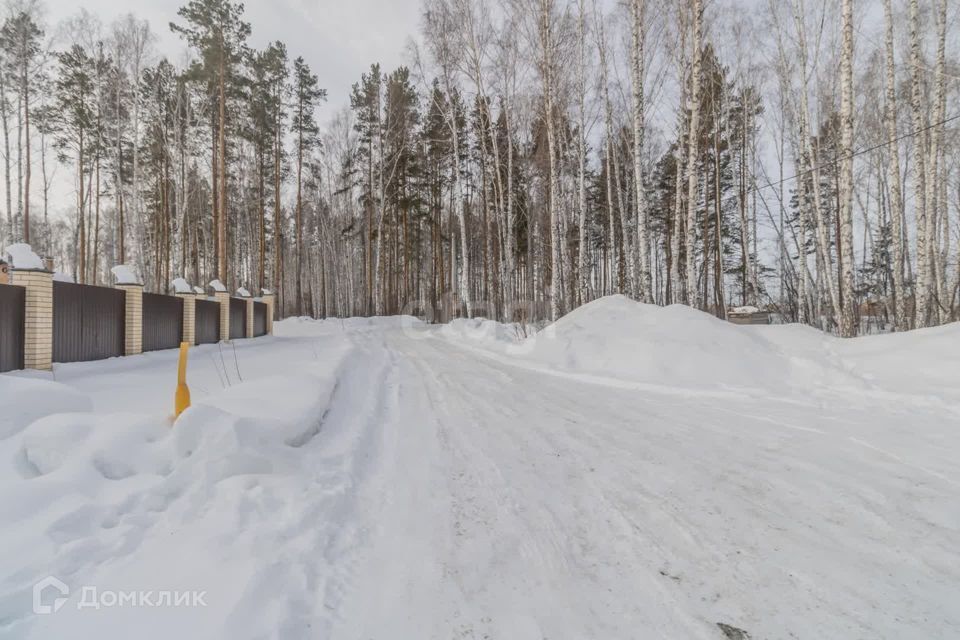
[0,327,358,639]
[440,294,959,398]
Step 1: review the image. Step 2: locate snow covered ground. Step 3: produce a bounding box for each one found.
[1,296,958,639]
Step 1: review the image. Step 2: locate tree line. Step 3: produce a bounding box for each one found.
[0,0,956,335]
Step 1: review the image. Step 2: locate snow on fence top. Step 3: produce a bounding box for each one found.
[172,277,192,293]
[208,279,226,293]
[261,288,273,295]
[53,271,74,283]
[111,264,141,285]
[729,305,760,315]
[236,287,251,297]
[192,286,205,295]
[4,243,44,270]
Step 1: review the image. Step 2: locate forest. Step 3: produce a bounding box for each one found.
[0,0,956,336]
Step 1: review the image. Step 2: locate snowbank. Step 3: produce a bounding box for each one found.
[519,296,810,391]
[438,295,936,396]
[438,317,537,355]
[0,331,358,638]
[0,376,92,440]
[4,242,44,269]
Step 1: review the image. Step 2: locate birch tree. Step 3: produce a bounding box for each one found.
[837,0,855,337]
[630,0,651,302]
[882,0,907,330]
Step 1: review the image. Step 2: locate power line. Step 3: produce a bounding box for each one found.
[749,111,960,197]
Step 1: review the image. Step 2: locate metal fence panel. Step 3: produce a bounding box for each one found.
[229,298,246,339]
[253,301,267,337]
[195,299,220,344]
[142,292,184,352]
[53,281,125,363]
[0,283,25,372]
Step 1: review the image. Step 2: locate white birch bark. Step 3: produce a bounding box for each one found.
[576,0,589,304]
[908,0,929,327]
[630,0,651,302]
[928,0,948,323]
[838,0,856,337]
[882,0,907,330]
[538,0,562,320]
[793,0,841,326]
[683,0,703,307]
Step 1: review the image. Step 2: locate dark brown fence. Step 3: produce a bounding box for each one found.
[253,301,267,337]
[0,283,25,372]
[229,298,246,339]
[142,293,183,352]
[53,281,125,363]
[195,299,220,344]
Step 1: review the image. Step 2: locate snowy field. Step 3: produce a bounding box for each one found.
[1,295,959,639]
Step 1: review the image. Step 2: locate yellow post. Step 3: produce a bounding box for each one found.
[174,342,191,419]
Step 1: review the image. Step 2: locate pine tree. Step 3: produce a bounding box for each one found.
[291,56,325,315]
[171,0,250,283]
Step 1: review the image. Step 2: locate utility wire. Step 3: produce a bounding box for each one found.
[748,111,960,197]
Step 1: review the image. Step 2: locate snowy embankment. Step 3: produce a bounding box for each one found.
[1,300,958,639]
[440,294,960,403]
[0,324,363,637]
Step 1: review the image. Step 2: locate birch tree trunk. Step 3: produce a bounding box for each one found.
[538,0,562,321]
[928,0,947,323]
[794,0,841,327]
[630,0,651,302]
[882,0,907,330]
[908,0,929,327]
[837,0,856,337]
[683,0,702,307]
[576,0,589,304]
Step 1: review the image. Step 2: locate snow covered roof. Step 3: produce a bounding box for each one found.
[4,243,45,270]
[111,264,141,285]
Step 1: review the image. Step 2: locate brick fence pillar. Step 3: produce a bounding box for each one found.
[116,283,143,356]
[10,268,52,371]
[261,293,275,335]
[214,291,230,342]
[176,292,196,345]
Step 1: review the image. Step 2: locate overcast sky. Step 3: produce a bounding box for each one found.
[44,0,423,119]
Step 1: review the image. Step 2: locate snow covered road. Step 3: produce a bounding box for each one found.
[2,299,959,639]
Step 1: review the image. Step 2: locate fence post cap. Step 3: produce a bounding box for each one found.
[111,264,143,286]
[4,243,47,270]
[171,277,193,294]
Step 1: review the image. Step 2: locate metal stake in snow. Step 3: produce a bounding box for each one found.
[174,342,192,419]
